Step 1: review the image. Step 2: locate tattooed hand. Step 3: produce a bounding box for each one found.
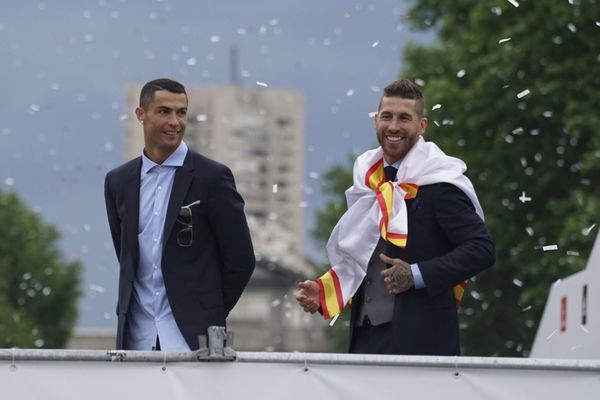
[379,253,414,294]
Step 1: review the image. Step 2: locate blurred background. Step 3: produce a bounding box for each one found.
[0,0,598,356]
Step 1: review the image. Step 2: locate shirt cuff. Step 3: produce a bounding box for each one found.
[411,263,426,289]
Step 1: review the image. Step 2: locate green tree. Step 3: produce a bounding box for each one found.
[0,188,82,348]
[311,0,600,356]
[399,0,600,355]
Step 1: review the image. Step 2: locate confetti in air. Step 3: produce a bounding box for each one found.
[542,245,558,251]
[343,12,351,18]
[272,184,278,193]
[371,41,379,47]
[368,111,377,118]
[583,223,596,236]
[512,127,524,134]
[431,104,442,111]
[499,38,512,44]
[566,251,580,256]
[456,69,466,78]
[518,192,532,203]
[517,89,530,99]
[256,81,268,87]
[506,0,519,7]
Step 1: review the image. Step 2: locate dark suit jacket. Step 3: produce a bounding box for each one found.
[350,183,495,355]
[104,149,255,350]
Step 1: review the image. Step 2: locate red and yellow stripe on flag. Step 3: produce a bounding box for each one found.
[317,269,345,319]
[398,182,418,199]
[375,182,408,247]
[453,281,467,308]
[365,159,385,190]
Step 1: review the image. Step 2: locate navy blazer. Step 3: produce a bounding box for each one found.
[104,150,255,350]
[350,183,495,355]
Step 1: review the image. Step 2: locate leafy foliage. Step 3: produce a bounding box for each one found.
[0,189,81,348]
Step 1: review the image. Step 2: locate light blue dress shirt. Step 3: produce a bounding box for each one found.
[126,141,191,351]
[384,158,426,289]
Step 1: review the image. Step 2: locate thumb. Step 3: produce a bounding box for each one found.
[379,253,396,264]
[298,280,312,289]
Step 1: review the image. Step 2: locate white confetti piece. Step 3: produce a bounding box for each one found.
[371,41,379,47]
[566,251,580,256]
[542,245,558,251]
[513,278,523,287]
[546,329,558,340]
[329,314,340,326]
[309,171,319,179]
[431,103,442,111]
[210,35,220,43]
[583,223,596,236]
[433,120,440,127]
[256,81,268,87]
[519,192,531,203]
[499,38,512,44]
[506,0,519,7]
[346,89,354,96]
[517,89,530,99]
[521,305,532,312]
[581,325,589,333]
[30,104,41,112]
[512,127,524,134]
[456,69,466,78]
[196,114,207,122]
[119,114,129,121]
[526,227,534,236]
[272,184,278,193]
[88,283,105,294]
[4,177,15,186]
[368,111,377,118]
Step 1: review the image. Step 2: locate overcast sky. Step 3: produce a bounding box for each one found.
[0,0,434,328]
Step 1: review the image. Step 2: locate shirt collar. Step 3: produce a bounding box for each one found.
[383,158,402,169]
[141,141,188,174]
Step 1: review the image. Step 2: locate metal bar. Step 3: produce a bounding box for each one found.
[1,349,599,372]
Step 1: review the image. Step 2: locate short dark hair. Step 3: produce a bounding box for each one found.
[378,79,425,117]
[139,78,187,109]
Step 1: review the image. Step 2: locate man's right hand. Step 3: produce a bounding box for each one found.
[295,280,321,314]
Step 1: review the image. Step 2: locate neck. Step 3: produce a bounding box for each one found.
[143,148,172,165]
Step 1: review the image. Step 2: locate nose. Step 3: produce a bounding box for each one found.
[167,112,180,127]
[388,118,401,132]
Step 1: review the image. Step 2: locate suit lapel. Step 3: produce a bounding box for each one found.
[163,151,195,242]
[124,158,142,274]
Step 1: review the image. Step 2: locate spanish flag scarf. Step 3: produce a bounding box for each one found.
[318,137,484,319]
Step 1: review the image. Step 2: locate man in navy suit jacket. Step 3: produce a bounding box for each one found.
[105,78,255,350]
[296,79,494,355]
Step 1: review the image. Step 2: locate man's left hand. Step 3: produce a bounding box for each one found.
[379,253,414,294]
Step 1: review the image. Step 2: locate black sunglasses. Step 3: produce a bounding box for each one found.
[176,200,200,247]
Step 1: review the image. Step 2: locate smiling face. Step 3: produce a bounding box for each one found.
[136,90,188,164]
[375,96,427,164]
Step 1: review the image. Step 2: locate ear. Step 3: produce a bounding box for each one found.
[418,117,428,135]
[135,107,144,122]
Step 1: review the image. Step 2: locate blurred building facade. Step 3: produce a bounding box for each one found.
[108,83,327,352]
